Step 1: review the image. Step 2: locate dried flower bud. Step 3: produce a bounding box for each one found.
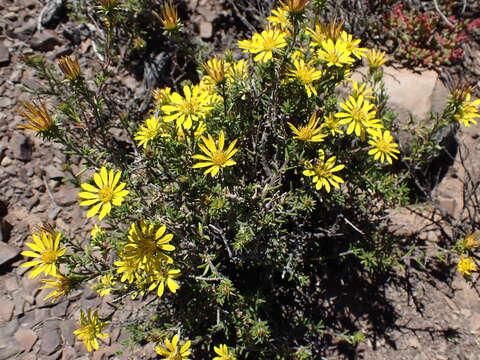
[16,102,55,133]
[203,57,227,85]
[158,1,181,32]
[285,0,310,13]
[58,55,82,81]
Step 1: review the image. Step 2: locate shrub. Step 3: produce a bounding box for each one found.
[17,0,480,358]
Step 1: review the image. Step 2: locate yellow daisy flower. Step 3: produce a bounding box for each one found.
[367,130,400,164]
[198,77,224,105]
[226,59,248,83]
[21,231,66,278]
[192,130,238,177]
[303,150,345,192]
[78,167,129,220]
[73,309,109,352]
[316,39,354,67]
[286,59,323,97]
[213,344,237,360]
[287,112,327,142]
[153,87,172,109]
[134,115,169,148]
[307,19,344,47]
[454,93,480,127]
[95,274,116,296]
[339,31,367,59]
[238,28,288,63]
[161,85,214,130]
[203,57,227,85]
[320,113,344,136]
[267,6,290,29]
[39,273,71,302]
[147,264,181,297]
[114,256,140,284]
[365,49,388,68]
[335,95,383,139]
[349,79,374,99]
[457,255,477,276]
[91,224,105,240]
[155,334,191,360]
[123,220,175,269]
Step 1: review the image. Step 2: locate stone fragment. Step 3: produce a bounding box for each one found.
[11,19,37,41]
[9,69,23,83]
[4,276,18,292]
[62,26,82,46]
[55,187,78,207]
[0,345,22,360]
[34,308,51,323]
[23,0,37,9]
[14,328,37,351]
[36,288,55,308]
[0,242,20,266]
[45,164,65,179]
[10,134,33,162]
[61,346,76,360]
[59,320,76,345]
[30,30,62,52]
[22,79,44,91]
[51,301,68,317]
[39,327,61,355]
[197,7,217,21]
[469,312,480,334]
[437,197,457,216]
[0,42,10,67]
[40,0,66,28]
[3,12,17,21]
[18,311,36,329]
[0,97,13,109]
[0,299,14,321]
[199,21,212,39]
[0,318,19,338]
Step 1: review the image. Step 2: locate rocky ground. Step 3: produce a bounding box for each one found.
[0,0,479,359]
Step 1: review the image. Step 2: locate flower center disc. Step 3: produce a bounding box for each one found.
[211,151,228,165]
[98,187,114,203]
[42,250,58,264]
[298,127,313,140]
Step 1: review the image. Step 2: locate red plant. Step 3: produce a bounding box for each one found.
[379,1,476,67]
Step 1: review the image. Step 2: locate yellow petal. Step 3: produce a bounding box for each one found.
[86,203,102,218]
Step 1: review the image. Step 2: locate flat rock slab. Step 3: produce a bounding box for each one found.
[382,66,449,122]
[0,299,14,322]
[14,328,37,351]
[0,242,20,266]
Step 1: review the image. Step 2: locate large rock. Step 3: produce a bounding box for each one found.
[39,0,66,28]
[382,67,449,122]
[30,30,62,52]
